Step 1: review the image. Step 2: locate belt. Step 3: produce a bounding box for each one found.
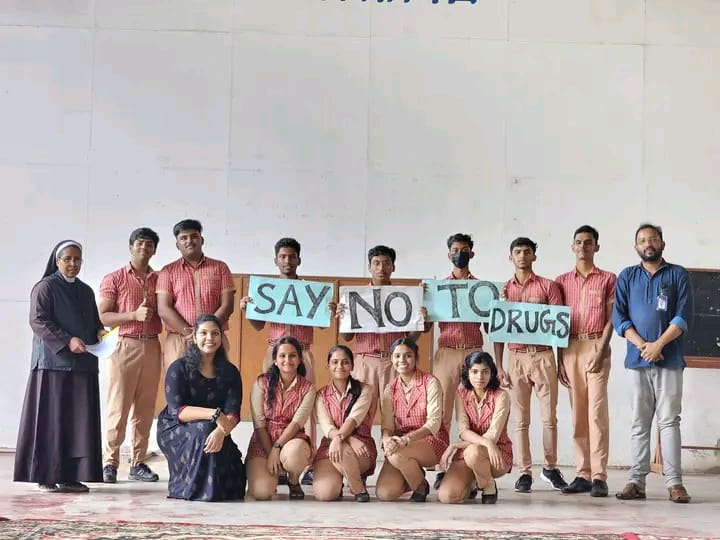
[122,334,158,341]
[357,352,390,359]
[509,345,552,354]
[268,340,311,351]
[571,332,603,341]
[439,344,483,350]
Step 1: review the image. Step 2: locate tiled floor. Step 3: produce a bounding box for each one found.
[0,454,718,537]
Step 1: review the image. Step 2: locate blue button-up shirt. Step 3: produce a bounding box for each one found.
[612,261,692,369]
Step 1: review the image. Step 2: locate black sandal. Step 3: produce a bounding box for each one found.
[409,479,430,503]
[288,482,305,500]
[354,490,370,503]
[481,481,498,504]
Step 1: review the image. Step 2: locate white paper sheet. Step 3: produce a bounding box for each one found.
[86,326,119,358]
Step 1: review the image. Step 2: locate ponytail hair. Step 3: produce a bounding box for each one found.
[266,336,307,408]
[327,345,362,421]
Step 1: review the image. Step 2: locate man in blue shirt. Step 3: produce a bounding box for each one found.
[612,224,692,503]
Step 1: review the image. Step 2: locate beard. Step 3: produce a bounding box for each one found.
[637,247,663,262]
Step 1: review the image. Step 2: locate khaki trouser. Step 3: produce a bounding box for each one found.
[563,337,611,481]
[263,346,316,452]
[247,439,312,500]
[433,347,483,429]
[375,441,438,501]
[351,353,394,413]
[437,444,508,504]
[508,348,558,475]
[104,336,162,467]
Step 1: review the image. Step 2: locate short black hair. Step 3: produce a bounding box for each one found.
[129,227,159,246]
[172,219,202,238]
[461,351,500,392]
[274,237,301,256]
[635,223,663,242]
[368,245,396,265]
[573,225,599,243]
[446,233,473,251]
[509,237,537,254]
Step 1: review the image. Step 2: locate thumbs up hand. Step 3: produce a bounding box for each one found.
[134,298,153,322]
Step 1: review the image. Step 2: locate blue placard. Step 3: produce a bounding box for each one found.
[423,280,505,322]
[487,300,571,348]
[246,276,334,328]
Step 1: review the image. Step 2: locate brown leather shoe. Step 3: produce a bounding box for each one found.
[668,484,691,503]
[615,482,646,500]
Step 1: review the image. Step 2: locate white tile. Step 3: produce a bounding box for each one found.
[95,0,233,32]
[646,0,720,47]
[364,172,507,280]
[0,27,92,165]
[507,43,643,181]
[91,30,232,169]
[644,46,720,263]
[509,0,644,44]
[231,34,369,173]
[0,164,88,301]
[83,164,228,285]
[371,0,507,39]
[233,0,370,37]
[225,169,367,277]
[0,0,93,27]
[369,37,507,176]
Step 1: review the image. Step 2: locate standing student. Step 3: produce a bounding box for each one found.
[312,346,375,502]
[432,233,486,430]
[555,225,615,497]
[15,240,105,493]
[437,352,512,504]
[157,219,235,371]
[246,337,315,501]
[340,245,420,409]
[613,224,692,504]
[493,237,567,493]
[157,315,246,501]
[375,338,448,503]
[99,227,163,484]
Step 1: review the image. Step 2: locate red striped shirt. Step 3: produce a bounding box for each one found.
[267,323,314,348]
[438,273,484,348]
[99,263,162,337]
[555,266,616,336]
[156,256,235,331]
[504,272,563,350]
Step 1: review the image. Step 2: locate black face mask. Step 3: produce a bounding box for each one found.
[451,252,471,269]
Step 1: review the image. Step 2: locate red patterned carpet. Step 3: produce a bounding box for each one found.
[0,520,661,540]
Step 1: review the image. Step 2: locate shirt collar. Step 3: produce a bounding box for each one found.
[511,271,536,285]
[332,380,352,399]
[572,266,598,278]
[181,255,206,268]
[124,262,154,275]
[280,376,298,392]
[447,272,476,280]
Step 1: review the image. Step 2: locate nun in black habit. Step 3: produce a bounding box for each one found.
[14,240,105,492]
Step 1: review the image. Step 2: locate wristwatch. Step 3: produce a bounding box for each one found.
[211,407,222,423]
[272,441,283,449]
[336,433,345,442]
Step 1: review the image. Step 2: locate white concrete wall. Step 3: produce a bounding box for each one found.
[1,0,718,471]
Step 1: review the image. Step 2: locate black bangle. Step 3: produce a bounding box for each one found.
[211,407,222,423]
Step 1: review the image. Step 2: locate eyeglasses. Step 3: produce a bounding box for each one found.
[58,257,83,264]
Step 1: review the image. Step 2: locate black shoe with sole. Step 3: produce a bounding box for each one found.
[409,479,430,502]
[481,481,498,504]
[288,482,305,500]
[354,490,370,503]
[561,476,592,494]
[103,464,117,484]
[128,463,159,482]
[514,474,533,493]
[301,469,314,486]
[590,479,609,498]
[541,468,568,490]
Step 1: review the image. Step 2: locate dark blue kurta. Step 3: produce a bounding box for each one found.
[157,358,246,501]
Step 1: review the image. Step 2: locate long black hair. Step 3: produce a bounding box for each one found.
[181,314,232,378]
[461,351,500,392]
[43,239,82,279]
[265,336,307,408]
[327,345,362,421]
